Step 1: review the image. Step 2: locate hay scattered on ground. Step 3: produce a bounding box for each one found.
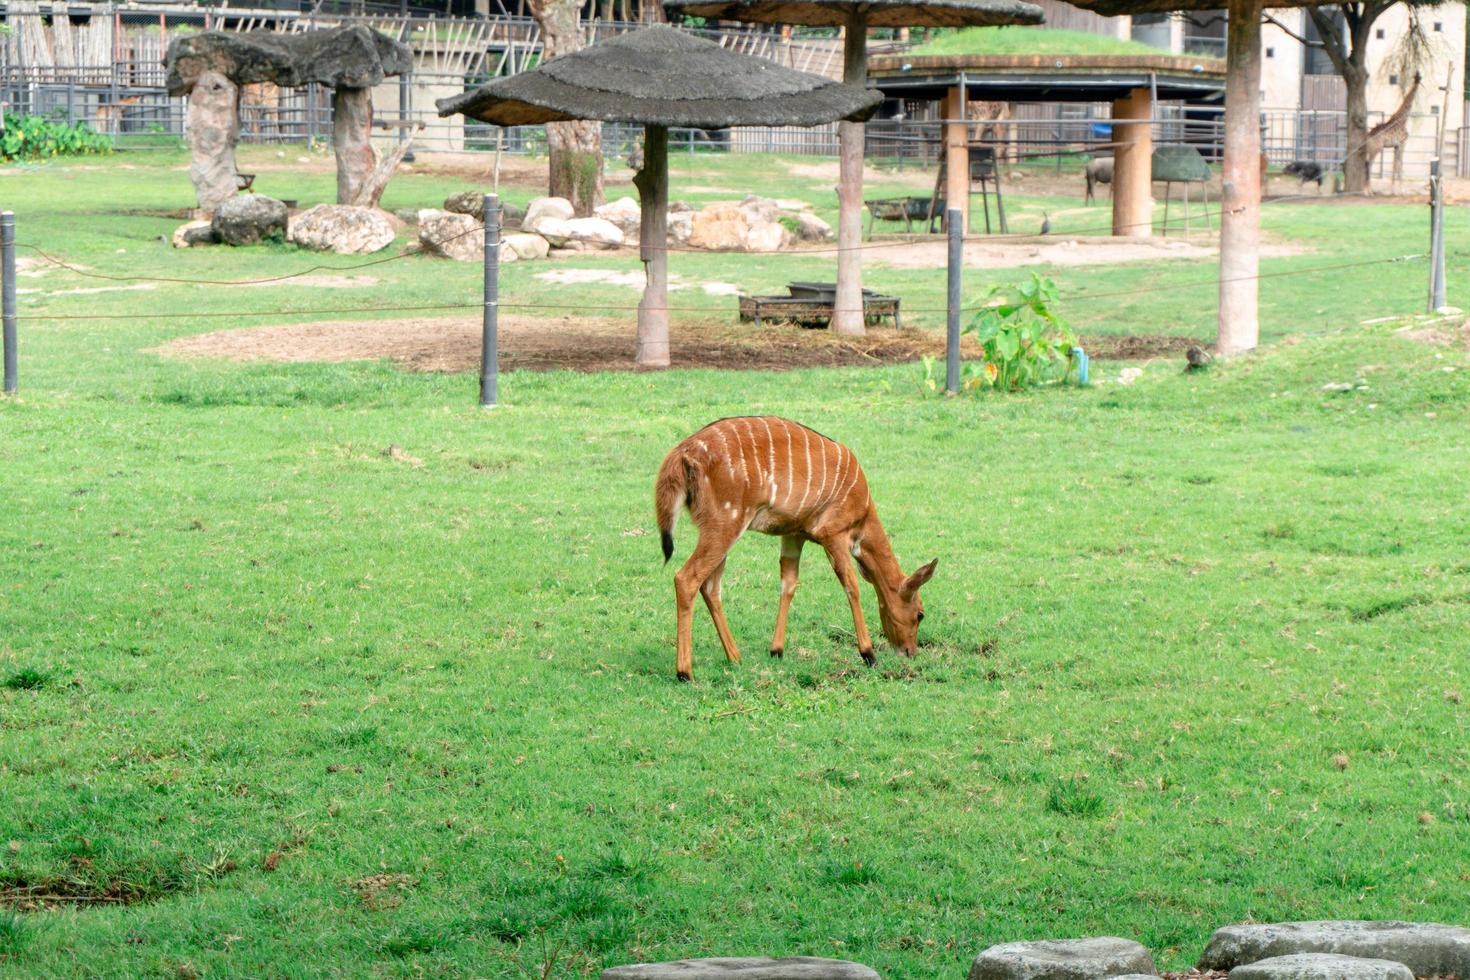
[154,314,1197,374]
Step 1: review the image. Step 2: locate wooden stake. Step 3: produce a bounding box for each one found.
[1217,0,1263,355]
[1111,86,1152,238]
[634,124,670,368]
[832,8,868,337]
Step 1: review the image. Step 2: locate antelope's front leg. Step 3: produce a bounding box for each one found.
[821,537,875,666]
[769,535,804,658]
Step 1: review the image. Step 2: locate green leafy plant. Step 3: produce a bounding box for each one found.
[0,115,111,161]
[963,273,1080,390]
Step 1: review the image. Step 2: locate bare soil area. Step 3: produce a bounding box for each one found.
[155,315,1197,373]
[863,234,1308,270]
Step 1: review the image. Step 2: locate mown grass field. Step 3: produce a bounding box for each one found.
[0,150,1468,978]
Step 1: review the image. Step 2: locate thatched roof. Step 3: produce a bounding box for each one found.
[436,26,882,128]
[1058,0,1329,12]
[664,0,1042,29]
[165,26,411,96]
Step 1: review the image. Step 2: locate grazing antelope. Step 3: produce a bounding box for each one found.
[654,417,937,682]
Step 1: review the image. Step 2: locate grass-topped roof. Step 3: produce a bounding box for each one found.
[907,25,1160,57]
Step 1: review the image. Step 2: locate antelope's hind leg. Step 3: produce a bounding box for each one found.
[769,535,804,658]
[700,559,742,665]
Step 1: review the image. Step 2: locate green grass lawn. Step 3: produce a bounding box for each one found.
[1,151,1469,978]
[907,27,1161,58]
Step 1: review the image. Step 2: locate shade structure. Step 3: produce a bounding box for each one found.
[667,0,1043,336]
[436,26,882,368]
[1059,0,1342,354]
[165,25,410,97]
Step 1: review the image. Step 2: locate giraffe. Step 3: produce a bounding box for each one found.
[1362,73,1420,194]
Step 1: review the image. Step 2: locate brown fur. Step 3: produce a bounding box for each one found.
[655,416,936,681]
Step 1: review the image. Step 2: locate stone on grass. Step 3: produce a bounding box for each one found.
[393,207,420,226]
[503,232,550,261]
[689,203,747,251]
[601,956,879,979]
[522,196,575,235]
[172,220,218,248]
[667,210,694,246]
[1199,921,1470,978]
[417,209,482,262]
[1228,954,1414,980]
[287,204,396,254]
[564,216,624,249]
[795,212,833,242]
[595,196,642,239]
[969,937,1157,980]
[744,219,791,252]
[444,190,484,217]
[212,194,288,245]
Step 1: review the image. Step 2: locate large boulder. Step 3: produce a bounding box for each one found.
[1199,922,1470,978]
[522,196,575,235]
[165,25,410,97]
[969,938,1158,980]
[288,204,396,254]
[1228,954,1414,980]
[740,194,781,225]
[444,190,485,218]
[667,210,694,246]
[212,194,288,245]
[795,212,833,242]
[172,219,218,248]
[689,203,748,251]
[744,219,792,252]
[565,216,624,249]
[602,957,879,979]
[594,196,641,239]
[503,232,550,261]
[417,209,482,261]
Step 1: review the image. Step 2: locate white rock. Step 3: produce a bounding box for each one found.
[522,196,575,235]
[564,216,625,249]
[502,232,550,261]
[417,209,483,262]
[594,196,641,238]
[287,204,397,255]
[969,938,1158,980]
[1228,953,1414,980]
[533,217,574,247]
[1321,382,1354,392]
[667,210,694,245]
[795,212,833,242]
[743,219,791,252]
[1117,367,1143,385]
[172,219,217,248]
[1200,922,1470,978]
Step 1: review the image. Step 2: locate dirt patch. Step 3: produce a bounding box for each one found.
[863,235,1308,270]
[532,268,738,294]
[155,314,1195,373]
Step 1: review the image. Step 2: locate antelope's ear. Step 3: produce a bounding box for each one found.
[900,558,938,600]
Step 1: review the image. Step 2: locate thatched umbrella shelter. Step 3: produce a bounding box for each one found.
[663,0,1043,336]
[1055,0,1342,354]
[166,27,412,213]
[437,26,881,369]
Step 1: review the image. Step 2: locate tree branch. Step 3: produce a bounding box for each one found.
[1308,6,1353,78]
[1263,12,1320,47]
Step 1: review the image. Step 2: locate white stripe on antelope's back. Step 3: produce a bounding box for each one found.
[782,421,795,509]
[795,425,813,515]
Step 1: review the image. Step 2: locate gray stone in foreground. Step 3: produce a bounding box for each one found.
[601,956,879,979]
[212,194,288,246]
[969,938,1158,980]
[1229,953,1414,980]
[1199,922,1470,978]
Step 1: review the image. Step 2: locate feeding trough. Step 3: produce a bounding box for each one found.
[437,26,880,368]
[739,281,901,329]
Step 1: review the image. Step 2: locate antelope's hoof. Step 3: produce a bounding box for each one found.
[676,670,692,683]
[860,648,876,667]
[770,647,783,659]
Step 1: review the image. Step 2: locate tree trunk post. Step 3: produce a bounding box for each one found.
[1111,86,1152,237]
[634,125,670,368]
[1217,0,1264,355]
[1342,69,1369,194]
[833,7,868,336]
[186,70,240,216]
[532,0,605,215]
[944,84,969,235]
[333,86,377,206]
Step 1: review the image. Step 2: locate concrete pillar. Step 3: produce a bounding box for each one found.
[1111,86,1152,237]
[944,84,968,235]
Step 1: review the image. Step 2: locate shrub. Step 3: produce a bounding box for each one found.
[964,273,1080,390]
[0,114,112,161]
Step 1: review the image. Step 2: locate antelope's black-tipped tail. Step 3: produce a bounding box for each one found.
[654,449,689,566]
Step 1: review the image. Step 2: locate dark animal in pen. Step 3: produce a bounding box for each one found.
[1283,161,1325,188]
[1084,157,1113,204]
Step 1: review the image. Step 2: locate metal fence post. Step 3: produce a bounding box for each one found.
[2,211,16,395]
[1429,158,1446,311]
[480,194,500,408]
[945,207,962,395]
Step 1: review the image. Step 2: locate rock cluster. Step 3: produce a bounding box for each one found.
[600,921,1470,980]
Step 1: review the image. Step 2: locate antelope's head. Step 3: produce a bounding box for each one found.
[876,559,938,657]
